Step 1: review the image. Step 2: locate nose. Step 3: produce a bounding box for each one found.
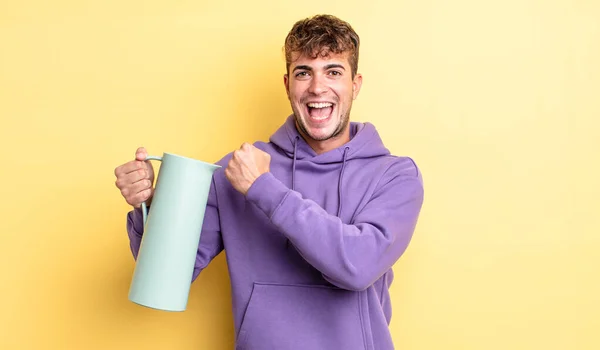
[308,74,328,95]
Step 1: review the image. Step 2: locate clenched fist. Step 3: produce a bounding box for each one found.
[225,143,271,195]
[114,147,155,208]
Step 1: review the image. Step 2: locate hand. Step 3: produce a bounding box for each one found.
[114,147,155,208]
[225,143,271,195]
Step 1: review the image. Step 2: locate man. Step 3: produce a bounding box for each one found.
[114,14,424,350]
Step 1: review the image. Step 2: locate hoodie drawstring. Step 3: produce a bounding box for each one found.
[286,137,300,249]
[292,137,298,191]
[337,147,349,217]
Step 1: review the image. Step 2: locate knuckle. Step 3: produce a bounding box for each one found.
[121,188,129,197]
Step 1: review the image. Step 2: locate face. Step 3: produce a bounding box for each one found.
[284,51,362,152]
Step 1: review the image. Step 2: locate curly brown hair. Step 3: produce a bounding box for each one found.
[284,14,360,77]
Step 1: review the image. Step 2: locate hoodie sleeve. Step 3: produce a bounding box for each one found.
[125,178,224,282]
[246,160,424,291]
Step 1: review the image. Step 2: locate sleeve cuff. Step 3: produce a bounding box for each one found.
[128,206,145,236]
[246,172,290,219]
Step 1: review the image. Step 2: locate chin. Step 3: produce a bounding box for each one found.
[306,128,336,141]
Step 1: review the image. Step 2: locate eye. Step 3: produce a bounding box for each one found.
[328,70,342,77]
[295,71,310,78]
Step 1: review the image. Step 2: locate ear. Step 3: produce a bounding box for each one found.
[352,73,363,100]
[283,74,290,99]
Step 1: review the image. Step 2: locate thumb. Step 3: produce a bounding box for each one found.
[135,147,148,161]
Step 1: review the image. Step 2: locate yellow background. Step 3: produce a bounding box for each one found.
[1,0,598,349]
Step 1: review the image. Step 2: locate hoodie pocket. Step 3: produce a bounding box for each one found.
[236,283,367,350]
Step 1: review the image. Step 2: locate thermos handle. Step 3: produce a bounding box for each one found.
[141,155,163,226]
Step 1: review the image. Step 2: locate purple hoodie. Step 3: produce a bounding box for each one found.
[126,115,424,350]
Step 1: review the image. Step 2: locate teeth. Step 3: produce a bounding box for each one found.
[307,102,333,108]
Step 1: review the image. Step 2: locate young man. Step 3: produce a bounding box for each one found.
[114,14,424,350]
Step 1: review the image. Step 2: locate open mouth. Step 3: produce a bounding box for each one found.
[306,102,334,121]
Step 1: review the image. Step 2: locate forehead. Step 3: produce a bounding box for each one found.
[289,51,351,69]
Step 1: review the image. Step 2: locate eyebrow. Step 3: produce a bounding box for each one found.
[292,64,347,72]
